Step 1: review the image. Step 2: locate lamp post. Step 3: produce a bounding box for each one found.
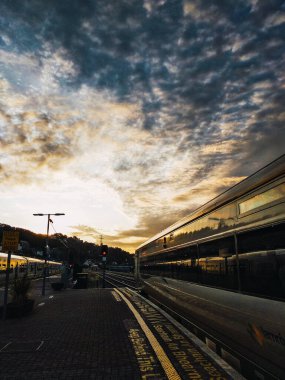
[33,213,65,296]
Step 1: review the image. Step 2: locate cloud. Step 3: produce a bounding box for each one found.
[69,224,146,252]
[0,1,284,252]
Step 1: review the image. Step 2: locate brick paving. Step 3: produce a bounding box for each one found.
[0,280,241,380]
[0,288,150,379]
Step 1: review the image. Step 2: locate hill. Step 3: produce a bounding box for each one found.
[0,224,133,267]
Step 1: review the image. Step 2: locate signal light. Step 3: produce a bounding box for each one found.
[101,245,108,256]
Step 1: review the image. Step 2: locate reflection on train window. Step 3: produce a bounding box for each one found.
[199,236,235,258]
[238,223,285,253]
[171,203,236,248]
[239,182,285,214]
[238,250,283,298]
[141,203,237,255]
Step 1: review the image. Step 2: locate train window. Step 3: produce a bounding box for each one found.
[199,236,235,258]
[189,245,198,258]
[238,250,284,299]
[237,224,285,298]
[239,182,285,215]
[197,236,238,290]
[237,223,285,253]
[170,203,236,248]
[164,247,190,261]
[140,204,236,256]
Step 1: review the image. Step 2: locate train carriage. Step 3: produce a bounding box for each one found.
[0,252,62,282]
[136,154,285,379]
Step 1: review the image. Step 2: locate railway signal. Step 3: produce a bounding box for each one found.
[100,245,108,289]
[101,245,108,257]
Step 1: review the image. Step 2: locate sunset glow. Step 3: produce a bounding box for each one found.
[1,1,284,252]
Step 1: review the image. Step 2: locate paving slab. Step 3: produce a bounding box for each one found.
[0,289,163,379]
[0,287,242,380]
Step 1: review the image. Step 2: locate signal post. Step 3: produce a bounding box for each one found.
[101,245,108,288]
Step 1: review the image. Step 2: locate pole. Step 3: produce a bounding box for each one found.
[2,251,12,320]
[100,240,105,288]
[33,213,65,296]
[102,261,106,288]
[42,214,50,296]
[135,252,140,287]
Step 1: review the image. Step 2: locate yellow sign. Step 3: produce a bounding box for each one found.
[2,230,20,252]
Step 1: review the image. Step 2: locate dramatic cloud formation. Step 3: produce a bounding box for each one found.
[0,0,284,252]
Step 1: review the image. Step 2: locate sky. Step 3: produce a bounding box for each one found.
[0,0,285,253]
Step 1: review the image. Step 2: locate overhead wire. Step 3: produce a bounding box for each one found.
[50,222,69,248]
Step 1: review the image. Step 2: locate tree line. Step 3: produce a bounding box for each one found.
[0,224,134,267]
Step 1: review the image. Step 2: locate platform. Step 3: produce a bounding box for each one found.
[0,286,243,379]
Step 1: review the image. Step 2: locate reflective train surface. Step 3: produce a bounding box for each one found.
[0,252,62,283]
[136,154,285,379]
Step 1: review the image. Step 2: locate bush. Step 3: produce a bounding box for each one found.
[10,275,32,304]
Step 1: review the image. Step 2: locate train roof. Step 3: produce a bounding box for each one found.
[0,252,62,265]
[0,252,25,260]
[136,154,285,251]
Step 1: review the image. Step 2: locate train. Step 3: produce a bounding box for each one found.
[136,154,285,379]
[0,252,62,282]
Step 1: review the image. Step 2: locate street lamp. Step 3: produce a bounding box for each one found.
[33,213,65,296]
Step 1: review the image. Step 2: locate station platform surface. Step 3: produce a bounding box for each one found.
[0,284,243,379]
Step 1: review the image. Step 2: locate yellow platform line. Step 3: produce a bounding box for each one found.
[115,288,181,380]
